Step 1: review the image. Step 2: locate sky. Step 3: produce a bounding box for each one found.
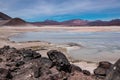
[0,0,120,22]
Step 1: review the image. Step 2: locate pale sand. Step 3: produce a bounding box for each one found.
[0,25,120,74]
[73,62,97,74]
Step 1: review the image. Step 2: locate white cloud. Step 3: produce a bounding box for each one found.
[0,0,120,19]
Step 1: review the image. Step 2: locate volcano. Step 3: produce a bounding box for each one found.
[0,12,26,26]
[4,18,26,26]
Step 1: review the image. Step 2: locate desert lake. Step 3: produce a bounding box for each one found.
[9,31,120,63]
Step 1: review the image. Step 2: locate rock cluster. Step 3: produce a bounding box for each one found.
[0,45,119,80]
[0,46,93,80]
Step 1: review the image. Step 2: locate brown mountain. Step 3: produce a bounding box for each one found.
[88,19,120,26]
[0,12,11,26]
[31,20,60,26]
[0,12,26,26]
[0,12,12,20]
[4,18,26,26]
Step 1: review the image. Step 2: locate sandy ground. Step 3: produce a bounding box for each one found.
[0,25,120,73]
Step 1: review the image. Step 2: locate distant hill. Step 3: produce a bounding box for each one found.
[88,20,108,26]
[4,18,26,26]
[31,20,60,26]
[88,19,120,26]
[61,19,88,26]
[108,19,120,26]
[0,12,26,26]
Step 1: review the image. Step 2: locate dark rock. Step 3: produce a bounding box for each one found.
[2,46,10,50]
[19,49,33,57]
[82,70,91,76]
[33,67,41,78]
[12,68,34,80]
[99,61,112,69]
[5,63,13,67]
[94,61,112,79]
[66,42,83,47]
[0,58,3,62]
[15,61,25,67]
[18,49,41,61]
[39,57,53,68]
[32,57,53,78]
[0,45,17,55]
[0,46,22,66]
[47,50,71,72]
[0,45,10,54]
[94,67,107,76]
[0,68,12,79]
[33,52,41,58]
[71,64,82,72]
[33,65,52,79]
[105,59,120,80]
[9,67,20,72]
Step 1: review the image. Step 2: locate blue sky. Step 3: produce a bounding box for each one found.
[0,0,120,22]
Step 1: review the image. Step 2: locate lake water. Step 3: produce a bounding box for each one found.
[9,31,120,62]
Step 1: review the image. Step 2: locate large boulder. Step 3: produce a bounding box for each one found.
[105,59,120,80]
[94,67,107,76]
[70,64,82,72]
[99,61,112,69]
[47,50,71,73]
[94,61,112,79]
[82,70,91,76]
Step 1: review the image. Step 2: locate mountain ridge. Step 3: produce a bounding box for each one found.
[0,12,120,26]
[32,19,120,26]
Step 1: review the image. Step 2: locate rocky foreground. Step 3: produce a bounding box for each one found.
[0,46,120,80]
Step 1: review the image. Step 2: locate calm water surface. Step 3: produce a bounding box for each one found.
[9,31,120,62]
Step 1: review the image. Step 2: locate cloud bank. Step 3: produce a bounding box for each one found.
[0,0,120,21]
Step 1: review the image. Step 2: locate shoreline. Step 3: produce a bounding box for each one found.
[1,26,120,73]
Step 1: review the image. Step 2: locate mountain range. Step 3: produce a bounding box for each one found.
[0,12,120,26]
